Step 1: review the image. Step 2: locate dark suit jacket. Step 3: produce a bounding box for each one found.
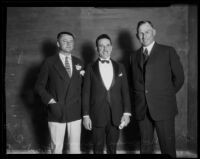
[35,53,83,123]
[131,42,184,121]
[82,59,131,127]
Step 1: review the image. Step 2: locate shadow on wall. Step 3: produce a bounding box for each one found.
[19,39,57,152]
[80,40,96,66]
[117,29,140,151]
[79,41,96,153]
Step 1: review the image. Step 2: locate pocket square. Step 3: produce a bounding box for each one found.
[118,73,123,77]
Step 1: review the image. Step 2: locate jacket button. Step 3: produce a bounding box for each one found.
[145,90,148,94]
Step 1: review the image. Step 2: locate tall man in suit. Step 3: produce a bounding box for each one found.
[131,21,184,157]
[82,34,131,154]
[35,32,84,154]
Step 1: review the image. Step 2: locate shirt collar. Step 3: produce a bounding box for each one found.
[99,57,111,62]
[59,52,72,59]
[143,41,155,55]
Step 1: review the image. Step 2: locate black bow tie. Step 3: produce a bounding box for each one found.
[99,59,110,64]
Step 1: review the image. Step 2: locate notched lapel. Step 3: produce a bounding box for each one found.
[147,42,158,63]
[53,54,70,83]
[71,58,80,80]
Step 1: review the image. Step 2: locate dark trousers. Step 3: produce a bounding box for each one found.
[138,108,176,158]
[92,121,120,154]
[92,100,120,154]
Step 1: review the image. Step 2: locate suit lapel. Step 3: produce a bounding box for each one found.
[53,54,71,90]
[137,48,144,71]
[53,54,70,80]
[70,57,81,81]
[93,60,105,87]
[147,42,158,62]
[110,60,119,89]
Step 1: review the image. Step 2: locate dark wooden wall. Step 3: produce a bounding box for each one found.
[6,6,197,153]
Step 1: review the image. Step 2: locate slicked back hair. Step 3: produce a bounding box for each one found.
[96,34,112,47]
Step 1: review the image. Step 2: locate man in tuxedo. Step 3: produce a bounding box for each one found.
[131,21,184,157]
[35,32,84,154]
[82,34,131,154]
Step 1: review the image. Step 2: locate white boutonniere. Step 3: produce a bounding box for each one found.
[80,70,85,76]
[118,73,123,77]
[75,64,82,71]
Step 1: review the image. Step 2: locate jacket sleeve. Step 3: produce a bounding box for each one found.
[34,60,53,105]
[120,64,132,114]
[82,64,92,116]
[169,47,185,93]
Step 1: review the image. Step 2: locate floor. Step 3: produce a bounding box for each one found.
[6,149,197,157]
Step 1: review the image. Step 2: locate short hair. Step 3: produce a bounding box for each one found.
[57,31,75,41]
[136,21,154,33]
[96,34,112,47]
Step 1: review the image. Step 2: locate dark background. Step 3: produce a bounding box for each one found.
[5,6,197,153]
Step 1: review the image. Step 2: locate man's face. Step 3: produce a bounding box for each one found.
[137,22,156,47]
[97,38,112,59]
[57,34,74,53]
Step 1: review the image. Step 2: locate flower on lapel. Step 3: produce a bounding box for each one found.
[75,64,82,71]
[118,72,123,77]
[80,70,85,76]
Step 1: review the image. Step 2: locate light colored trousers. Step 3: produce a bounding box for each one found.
[48,119,82,154]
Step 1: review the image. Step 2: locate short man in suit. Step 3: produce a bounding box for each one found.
[35,32,84,154]
[130,21,184,157]
[82,34,132,154]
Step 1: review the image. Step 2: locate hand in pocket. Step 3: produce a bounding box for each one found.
[48,103,62,120]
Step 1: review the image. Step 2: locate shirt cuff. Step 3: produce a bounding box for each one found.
[48,98,55,104]
[83,115,90,118]
[123,112,132,116]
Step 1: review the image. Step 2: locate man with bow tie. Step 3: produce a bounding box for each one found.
[35,32,84,154]
[82,34,131,154]
[130,21,184,157]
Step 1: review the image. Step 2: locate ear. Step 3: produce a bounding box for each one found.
[136,33,139,39]
[110,45,113,52]
[153,29,156,36]
[96,46,99,53]
[56,41,60,48]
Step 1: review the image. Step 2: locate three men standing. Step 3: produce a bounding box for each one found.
[35,21,184,155]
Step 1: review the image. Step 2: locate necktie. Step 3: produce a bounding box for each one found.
[65,56,71,77]
[143,48,148,61]
[99,59,110,64]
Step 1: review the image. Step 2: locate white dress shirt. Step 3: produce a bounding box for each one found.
[143,41,155,56]
[99,58,113,90]
[59,53,73,74]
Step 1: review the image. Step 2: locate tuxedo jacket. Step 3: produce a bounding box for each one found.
[35,53,83,123]
[82,59,131,127]
[131,42,184,121]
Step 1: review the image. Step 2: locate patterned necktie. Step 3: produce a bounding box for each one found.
[65,56,71,77]
[143,48,148,61]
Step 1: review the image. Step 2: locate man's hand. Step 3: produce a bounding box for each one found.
[120,114,130,127]
[83,116,92,131]
[48,98,56,104]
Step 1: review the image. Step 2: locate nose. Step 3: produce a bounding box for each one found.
[141,34,145,39]
[102,46,107,51]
